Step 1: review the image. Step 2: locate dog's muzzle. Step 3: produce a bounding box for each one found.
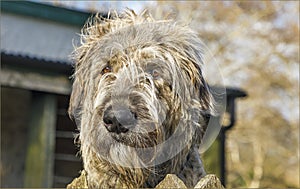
[103,105,137,134]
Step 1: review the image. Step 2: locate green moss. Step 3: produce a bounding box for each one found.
[202,139,221,178]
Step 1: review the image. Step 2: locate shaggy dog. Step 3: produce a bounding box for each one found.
[69,9,214,188]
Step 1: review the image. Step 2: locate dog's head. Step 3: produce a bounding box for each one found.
[69,10,214,169]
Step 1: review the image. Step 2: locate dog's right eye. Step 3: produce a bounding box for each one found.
[101,66,112,74]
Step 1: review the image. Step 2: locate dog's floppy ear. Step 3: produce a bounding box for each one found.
[68,48,85,128]
[197,67,214,113]
[68,78,83,128]
[179,39,214,115]
[68,15,94,124]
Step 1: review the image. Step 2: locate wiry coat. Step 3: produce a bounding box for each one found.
[69,9,214,188]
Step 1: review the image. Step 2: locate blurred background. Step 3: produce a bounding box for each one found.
[1,1,299,188]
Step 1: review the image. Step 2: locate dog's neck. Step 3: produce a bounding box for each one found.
[143,145,206,188]
[177,146,206,187]
[82,148,149,188]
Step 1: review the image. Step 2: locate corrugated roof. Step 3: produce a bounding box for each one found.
[1,12,81,65]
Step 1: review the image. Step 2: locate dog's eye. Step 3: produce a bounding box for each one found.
[151,69,160,78]
[101,66,112,74]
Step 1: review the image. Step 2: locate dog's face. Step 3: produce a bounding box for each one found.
[69,11,213,169]
[94,52,176,147]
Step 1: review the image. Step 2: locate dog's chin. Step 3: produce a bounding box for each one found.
[108,130,159,148]
[94,136,156,168]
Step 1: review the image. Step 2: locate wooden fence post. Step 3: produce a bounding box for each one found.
[24,93,57,187]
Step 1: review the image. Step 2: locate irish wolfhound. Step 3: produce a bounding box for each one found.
[69,9,214,188]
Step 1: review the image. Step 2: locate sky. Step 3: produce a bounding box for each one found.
[31,1,155,13]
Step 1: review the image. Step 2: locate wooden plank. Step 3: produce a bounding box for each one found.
[56,131,75,139]
[55,153,81,162]
[0,68,71,95]
[24,93,57,187]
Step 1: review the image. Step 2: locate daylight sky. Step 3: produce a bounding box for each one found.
[31,1,156,13]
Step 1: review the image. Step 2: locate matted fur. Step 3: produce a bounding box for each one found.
[69,9,214,188]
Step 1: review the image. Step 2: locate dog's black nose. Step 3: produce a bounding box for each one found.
[103,106,137,134]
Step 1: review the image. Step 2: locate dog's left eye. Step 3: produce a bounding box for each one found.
[101,66,112,74]
[151,69,160,78]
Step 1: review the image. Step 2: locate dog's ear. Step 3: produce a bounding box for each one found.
[68,78,83,128]
[69,14,104,129]
[179,44,214,115]
[197,68,214,113]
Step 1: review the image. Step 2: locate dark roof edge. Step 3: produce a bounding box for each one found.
[1,52,73,75]
[1,1,99,26]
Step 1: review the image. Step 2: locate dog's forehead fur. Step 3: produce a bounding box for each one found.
[73,10,204,82]
[69,9,214,122]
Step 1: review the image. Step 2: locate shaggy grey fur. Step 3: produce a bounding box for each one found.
[69,10,214,188]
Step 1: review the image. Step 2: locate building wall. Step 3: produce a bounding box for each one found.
[1,87,32,187]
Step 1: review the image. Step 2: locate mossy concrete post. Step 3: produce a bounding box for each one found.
[202,138,221,179]
[24,93,57,187]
